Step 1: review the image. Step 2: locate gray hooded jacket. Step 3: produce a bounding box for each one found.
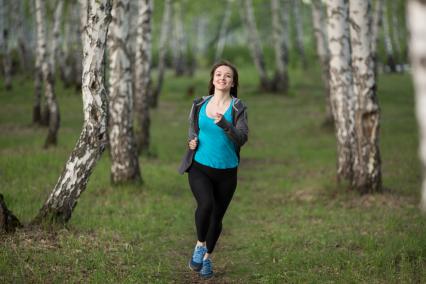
[178,95,249,174]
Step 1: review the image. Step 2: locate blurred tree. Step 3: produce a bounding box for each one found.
[350,0,382,193]
[215,0,233,62]
[407,0,426,211]
[134,0,153,155]
[108,0,142,183]
[382,0,397,72]
[240,0,270,91]
[271,0,289,93]
[152,0,171,108]
[33,0,112,224]
[35,0,60,148]
[1,0,12,90]
[311,0,332,125]
[292,0,307,69]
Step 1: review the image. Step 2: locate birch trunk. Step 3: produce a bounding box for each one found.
[108,0,141,183]
[281,0,291,65]
[293,0,307,69]
[327,0,355,183]
[391,0,403,70]
[59,6,73,88]
[134,0,153,154]
[382,0,397,72]
[1,0,12,90]
[312,0,333,125]
[271,0,289,93]
[240,0,270,91]
[407,0,426,211]
[35,0,60,148]
[215,0,233,62]
[151,0,171,108]
[13,1,28,73]
[349,0,382,193]
[371,0,384,76]
[51,0,64,73]
[33,0,112,224]
[172,1,186,77]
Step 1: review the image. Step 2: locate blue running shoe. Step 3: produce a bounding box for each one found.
[188,245,207,272]
[199,258,213,279]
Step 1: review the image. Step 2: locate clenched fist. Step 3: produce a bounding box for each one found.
[188,137,198,150]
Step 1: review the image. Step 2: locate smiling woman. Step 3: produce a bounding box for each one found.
[178,60,248,279]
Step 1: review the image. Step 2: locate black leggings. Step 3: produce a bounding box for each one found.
[188,161,238,253]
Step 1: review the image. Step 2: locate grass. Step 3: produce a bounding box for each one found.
[0,66,425,283]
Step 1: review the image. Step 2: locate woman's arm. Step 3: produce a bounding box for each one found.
[215,108,248,147]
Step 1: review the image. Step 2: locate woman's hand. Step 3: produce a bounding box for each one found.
[188,137,198,150]
[214,113,224,124]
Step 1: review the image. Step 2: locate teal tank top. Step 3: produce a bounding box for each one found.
[194,98,238,169]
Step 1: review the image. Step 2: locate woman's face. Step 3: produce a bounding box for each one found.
[212,65,234,93]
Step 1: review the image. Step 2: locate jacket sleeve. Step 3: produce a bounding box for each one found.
[187,103,197,141]
[215,107,248,147]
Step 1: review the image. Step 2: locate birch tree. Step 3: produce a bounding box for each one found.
[312,0,333,125]
[240,0,270,91]
[271,0,289,93]
[13,0,29,73]
[281,0,291,66]
[382,0,397,72]
[35,0,60,148]
[108,0,141,183]
[51,0,64,73]
[371,0,384,75]
[134,0,153,154]
[293,0,307,69]
[215,0,233,62]
[33,0,112,224]
[327,0,355,182]
[349,0,382,193]
[1,0,12,90]
[391,0,404,70]
[151,0,171,108]
[172,1,187,76]
[407,0,426,211]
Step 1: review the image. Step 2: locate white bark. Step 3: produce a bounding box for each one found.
[34,0,112,224]
[349,0,382,192]
[134,0,153,153]
[327,0,355,182]
[240,0,269,90]
[407,0,426,211]
[215,0,233,62]
[152,0,171,107]
[108,0,141,183]
[35,0,60,147]
[271,0,289,93]
[51,0,64,72]
[312,0,332,123]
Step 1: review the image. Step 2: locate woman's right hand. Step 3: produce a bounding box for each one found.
[188,137,198,150]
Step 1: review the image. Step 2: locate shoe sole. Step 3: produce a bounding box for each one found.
[188,261,202,272]
[200,273,213,279]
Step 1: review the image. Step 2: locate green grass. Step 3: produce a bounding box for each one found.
[1,67,425,283]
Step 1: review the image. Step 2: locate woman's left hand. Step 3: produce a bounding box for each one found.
[214,113,223,124]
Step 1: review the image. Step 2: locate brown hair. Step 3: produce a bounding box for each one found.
[208,60,239,98]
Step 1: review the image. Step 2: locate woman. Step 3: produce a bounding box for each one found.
[178,60,249,278]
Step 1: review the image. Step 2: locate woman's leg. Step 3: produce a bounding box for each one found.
[188,164,215,243]
[205,168,238,254]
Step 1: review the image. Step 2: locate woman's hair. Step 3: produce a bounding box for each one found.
[208,60,239,98]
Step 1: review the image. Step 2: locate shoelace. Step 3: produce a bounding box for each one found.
[193,247,206,262]
[202,259,212,272]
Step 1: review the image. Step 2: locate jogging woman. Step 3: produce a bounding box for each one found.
[178,60,249,278]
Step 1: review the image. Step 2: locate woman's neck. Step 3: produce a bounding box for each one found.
[212,91,232,106]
